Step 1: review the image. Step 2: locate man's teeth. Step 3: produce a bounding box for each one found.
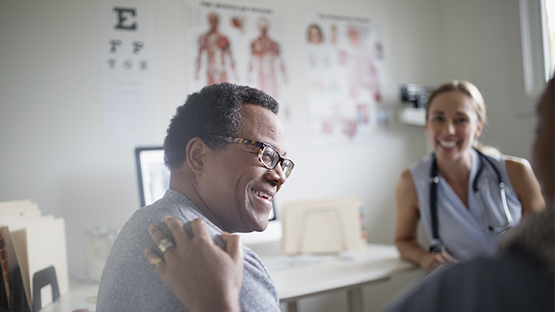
[252,190,272,200]
[439,141,457,148]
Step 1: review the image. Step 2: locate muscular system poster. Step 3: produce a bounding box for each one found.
[185,0,291,120]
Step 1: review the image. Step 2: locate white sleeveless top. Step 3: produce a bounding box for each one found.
[409,149,522,261]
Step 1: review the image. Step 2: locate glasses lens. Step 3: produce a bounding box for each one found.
[261,146,279,169]
[281,160,294,178]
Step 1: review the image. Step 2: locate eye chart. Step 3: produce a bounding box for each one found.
[99,4,160,146]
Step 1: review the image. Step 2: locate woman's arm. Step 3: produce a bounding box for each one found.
[394,170,456,272]
[505,156,545,215]
[144,217,243,312]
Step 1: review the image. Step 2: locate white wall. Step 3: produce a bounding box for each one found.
[437,0,541,159]
[0,0,539,310]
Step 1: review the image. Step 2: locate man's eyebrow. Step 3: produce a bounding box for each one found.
[265,141,287,156]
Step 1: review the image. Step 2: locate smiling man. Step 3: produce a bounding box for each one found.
[96,83,293,312]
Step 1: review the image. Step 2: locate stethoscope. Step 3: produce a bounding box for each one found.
[428,150,513,254]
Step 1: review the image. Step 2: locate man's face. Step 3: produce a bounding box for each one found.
[532,82,554,203]
[198,104,287,233]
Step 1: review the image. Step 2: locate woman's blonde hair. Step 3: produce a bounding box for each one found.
[425,80,499,155]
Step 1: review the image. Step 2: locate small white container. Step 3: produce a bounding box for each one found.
[86,226,118,281]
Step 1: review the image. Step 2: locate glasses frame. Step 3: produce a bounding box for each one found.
[205,135,294,178]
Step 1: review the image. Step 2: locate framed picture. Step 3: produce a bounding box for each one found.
[135,147,170,207]
[133,146,277,235]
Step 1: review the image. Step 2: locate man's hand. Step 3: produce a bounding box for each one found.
[144,217,244,312]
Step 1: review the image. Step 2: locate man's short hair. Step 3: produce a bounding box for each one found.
[164,83,279,170]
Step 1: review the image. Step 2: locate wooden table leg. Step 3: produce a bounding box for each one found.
[347,287,363,312]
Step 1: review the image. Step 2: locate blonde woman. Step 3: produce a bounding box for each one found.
[394,80,545,272]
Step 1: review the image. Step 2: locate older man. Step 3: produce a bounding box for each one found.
[96,83,293,312]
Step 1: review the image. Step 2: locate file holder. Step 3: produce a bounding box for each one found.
[0,265,60,312]
[8,266,31,312]
[281,197,365,255]
[298,208,348,253]
[32,266,59,312]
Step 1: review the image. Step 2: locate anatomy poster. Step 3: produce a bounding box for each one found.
[99,4,160,146]
[305,12,388,147]
[185,0,292,120]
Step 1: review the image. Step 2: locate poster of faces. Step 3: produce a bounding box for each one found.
[185,0,292,120]
[304,12,388,147]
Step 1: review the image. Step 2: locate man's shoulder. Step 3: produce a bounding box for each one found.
[239,247,280,311]
[120,201,206,244]
[133,191,203,220]
[97,194,202,311]
[242,246,267,271]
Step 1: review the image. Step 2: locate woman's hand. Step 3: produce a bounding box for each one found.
[419,251,457,272]
[144,216,244,312]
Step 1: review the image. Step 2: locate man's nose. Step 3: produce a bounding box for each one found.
[266,164,287,186]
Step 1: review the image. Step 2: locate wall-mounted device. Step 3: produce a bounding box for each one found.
[399,84,434,127]
[400,84,434,108]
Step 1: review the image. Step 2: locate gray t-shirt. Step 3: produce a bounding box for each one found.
[96,189,280,312]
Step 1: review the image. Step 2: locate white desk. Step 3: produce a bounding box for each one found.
[39,244,417,312]
[262,244,417,312]
[38,279,98,312]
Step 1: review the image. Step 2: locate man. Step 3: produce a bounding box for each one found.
[143,77,554,312]
[96,83,293,311]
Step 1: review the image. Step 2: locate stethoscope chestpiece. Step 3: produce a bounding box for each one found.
[429,239,445,254]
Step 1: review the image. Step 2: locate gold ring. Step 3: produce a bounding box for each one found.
[149,258,163,266]
[158,238,174,253]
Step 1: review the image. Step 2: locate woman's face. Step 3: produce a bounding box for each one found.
[309,26,321,43]
[425,91,483,163]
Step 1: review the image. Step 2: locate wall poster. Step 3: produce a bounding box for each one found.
[304,12,388,147]
[184,0,292,121]
[99,4,160,146]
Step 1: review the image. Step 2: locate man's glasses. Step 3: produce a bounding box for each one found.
[205,135,294,178]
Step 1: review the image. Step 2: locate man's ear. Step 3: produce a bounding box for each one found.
[186,137,208,174]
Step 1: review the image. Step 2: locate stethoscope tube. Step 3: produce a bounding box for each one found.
[429,158,444,253]
[428,150,512,254]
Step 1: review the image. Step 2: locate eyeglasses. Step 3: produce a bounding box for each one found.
[205,135,295,178]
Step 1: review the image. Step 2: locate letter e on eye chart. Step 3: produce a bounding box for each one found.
[99,4,161,146]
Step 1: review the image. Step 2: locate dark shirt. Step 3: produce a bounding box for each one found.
[382,251,554,312]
